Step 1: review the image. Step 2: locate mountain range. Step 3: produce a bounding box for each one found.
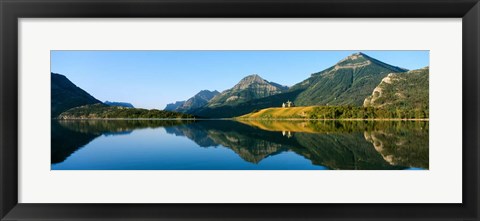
[52,52,428,119]
[170,52,422,118]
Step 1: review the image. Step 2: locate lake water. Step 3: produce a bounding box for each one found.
[51,119,428,170]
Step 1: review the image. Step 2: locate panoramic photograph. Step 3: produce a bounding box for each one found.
[51,50,429,170]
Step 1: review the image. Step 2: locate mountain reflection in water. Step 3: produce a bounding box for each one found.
[51,119,428,170]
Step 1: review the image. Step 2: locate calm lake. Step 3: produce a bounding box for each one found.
[51,119,428,170]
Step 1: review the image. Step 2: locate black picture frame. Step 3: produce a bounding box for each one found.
[1,0,479,220]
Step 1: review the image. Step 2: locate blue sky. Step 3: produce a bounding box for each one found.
[51,50,429,109]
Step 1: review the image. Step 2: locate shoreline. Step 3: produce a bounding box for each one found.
[236,118,429,121]
[54,118,429,121]
[54,118,199,120]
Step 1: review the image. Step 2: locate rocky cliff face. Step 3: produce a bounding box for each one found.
[206,74,288,108]
[363,67,429,113]
[164,90,219,113]
[178,90,220,113]
[164,101,186,111]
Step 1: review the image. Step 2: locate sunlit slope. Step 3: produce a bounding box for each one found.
[238,104,430,120]
[238,106,317,119]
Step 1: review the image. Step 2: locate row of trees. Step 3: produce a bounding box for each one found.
[308,106,429,119]
[58,104,196,119]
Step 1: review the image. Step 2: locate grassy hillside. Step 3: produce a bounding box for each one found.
[239,105,429,119]
[239,106,316,119]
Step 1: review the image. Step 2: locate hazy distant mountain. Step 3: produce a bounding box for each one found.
[165,90,220,113]
[51,73,101,117]
[291,52,408,106]
[164,101,186,111]
[364,67,429,114]
[185,90,220,109]
[206,74,288,108]
[104,101,134,108]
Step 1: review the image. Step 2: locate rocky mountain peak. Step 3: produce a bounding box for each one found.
[346,52,366,60]
[200,89,219,93]
[238,74,265,84]
[195,90,220,100]
[232,74,269,90]
[335,52,371,67]
[164,89,220,113]
[203,74,288,109]
[330,52,407,74]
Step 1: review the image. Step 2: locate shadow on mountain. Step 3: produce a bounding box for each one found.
[51,120,194,164]
[52,120,101,164]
